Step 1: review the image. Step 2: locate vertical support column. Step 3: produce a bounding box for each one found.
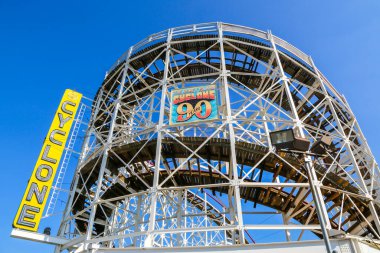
[84,46,133,249]
[54,89,104,253]
[261,112,272,149]
[148,96,155,128]
[223,207,227,245]
[282,213,291,241]
[218,22,245,244]
[133,195,142,246]
[268,31,333,253]
[82,89,104,161]
[126,105,135,144]
[176,190,183,246]
[107,207,117,248]
[183,190,188,246]
[309,57,380,236]
[145,29,173,247]
[119,200,129,248]
[204,192,208,246]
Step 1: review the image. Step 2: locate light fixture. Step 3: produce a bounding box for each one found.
[269,129,310,152]
[310,135,332,155]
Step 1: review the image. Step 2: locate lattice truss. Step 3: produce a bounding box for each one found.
[55,23,380,251]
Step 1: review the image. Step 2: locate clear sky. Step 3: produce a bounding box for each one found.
[1,0,380,252]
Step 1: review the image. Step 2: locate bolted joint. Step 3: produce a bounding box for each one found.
[259,108,268,116]
[226,115,235,122]
[103,143,112,153]
[230,179,240,187]
[296,120,303,128]
[304,157,312,163]
[312,180,321,187]
[280,76,289,82]
[149,187,158,194]
[221,70,231,77]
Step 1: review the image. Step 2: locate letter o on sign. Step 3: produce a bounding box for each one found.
[35,164,53,182]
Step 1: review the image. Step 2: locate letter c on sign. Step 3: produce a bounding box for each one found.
[61,101,76,115]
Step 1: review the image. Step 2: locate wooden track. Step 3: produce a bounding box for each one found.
[73,138,375,237]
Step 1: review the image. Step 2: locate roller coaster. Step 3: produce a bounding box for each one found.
[50,22,380,252]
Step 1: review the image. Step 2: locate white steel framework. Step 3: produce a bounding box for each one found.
[52,22,380,252]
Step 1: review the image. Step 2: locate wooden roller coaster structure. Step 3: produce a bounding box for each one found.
[55,22,380,252]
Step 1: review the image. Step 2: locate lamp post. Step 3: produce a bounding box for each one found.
[269,129,334,253]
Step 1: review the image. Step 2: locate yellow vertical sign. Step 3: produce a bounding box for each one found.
[13,89,82,232]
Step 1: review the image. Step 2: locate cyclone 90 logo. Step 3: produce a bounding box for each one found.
[170,85,218,125]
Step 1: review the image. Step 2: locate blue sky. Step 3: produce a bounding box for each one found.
[1,0,380,252]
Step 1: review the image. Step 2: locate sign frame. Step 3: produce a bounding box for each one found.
[169,85,219,126]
